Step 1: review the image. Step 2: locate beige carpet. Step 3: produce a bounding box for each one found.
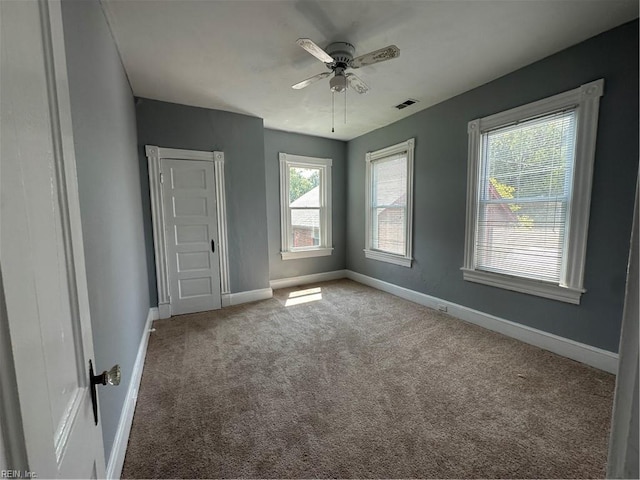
[122,279,614,479]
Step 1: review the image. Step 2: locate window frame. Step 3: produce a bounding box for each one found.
[462,79,604,304]
[279,153,333,260]
[364,138,415,267]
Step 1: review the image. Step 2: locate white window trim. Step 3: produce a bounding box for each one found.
[364,138,415,268]
[279,153,333,260]
[462,79,604,304]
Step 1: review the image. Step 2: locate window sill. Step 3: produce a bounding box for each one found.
[364,249,412,267]
[461,268,584,304]
[281,248,333,260]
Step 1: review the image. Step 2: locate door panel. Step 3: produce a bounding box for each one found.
[172,167,207,189]
[163,159,222,314]
[179,277,213,297]
[0,0,105,477]
[173,197,208,216]
[175,224,209,244]
[177,251,211,271]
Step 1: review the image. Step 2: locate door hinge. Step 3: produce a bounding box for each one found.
[160,172,164,183]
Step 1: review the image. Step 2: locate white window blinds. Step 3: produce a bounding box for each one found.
[475,110,577,283]
[371,153,408,256]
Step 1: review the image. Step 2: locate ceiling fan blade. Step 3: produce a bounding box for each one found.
[296,38,335,64]
[350,45,400,69]
[346,73,369,94]
[292,71,331,90]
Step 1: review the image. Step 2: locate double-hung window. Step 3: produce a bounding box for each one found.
[462,79,604,304]
[279,153,332,260]
[364,138,415,267]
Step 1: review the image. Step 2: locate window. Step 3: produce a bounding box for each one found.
[364,138,415,267]
[462,79,604,304]
[279,153,332,260]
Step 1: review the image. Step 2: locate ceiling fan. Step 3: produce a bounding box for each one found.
[292,38,400,94]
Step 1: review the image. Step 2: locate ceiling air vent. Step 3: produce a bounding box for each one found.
[395,99,418,110]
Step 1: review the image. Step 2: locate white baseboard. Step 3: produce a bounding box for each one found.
[157,303,170,320]
[221,287,273,307]
[106,307,157,479]
[269,270,347,290]
[346,270,618,374]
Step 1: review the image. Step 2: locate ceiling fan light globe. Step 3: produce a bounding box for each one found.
[330,75,347,93]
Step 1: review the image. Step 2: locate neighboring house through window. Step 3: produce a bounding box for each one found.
[462,79,604,304]
[279,153,332,260]
[364,138,415,267]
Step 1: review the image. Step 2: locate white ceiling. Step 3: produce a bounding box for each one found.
[101,0,638,141]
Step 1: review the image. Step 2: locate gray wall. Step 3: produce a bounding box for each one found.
[61,0,151,461]
[136,99,270,297]
[265,129,347,280]
[346,20,639,353]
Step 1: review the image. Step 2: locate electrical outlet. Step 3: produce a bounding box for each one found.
[437,304,448,313]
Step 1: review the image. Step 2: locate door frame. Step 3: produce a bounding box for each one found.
[146,146,231,319]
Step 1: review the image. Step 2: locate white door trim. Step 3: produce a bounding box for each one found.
[146,146,230,319]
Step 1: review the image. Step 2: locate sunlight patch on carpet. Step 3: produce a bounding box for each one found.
[285,287,322,306]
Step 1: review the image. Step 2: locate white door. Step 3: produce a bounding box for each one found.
[0,0,106,478]
[163,159,222,315]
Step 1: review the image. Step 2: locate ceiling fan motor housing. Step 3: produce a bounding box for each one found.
[325,42,355,68]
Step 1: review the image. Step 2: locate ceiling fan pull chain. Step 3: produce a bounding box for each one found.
[344,87,347,124]
[331,91,335,133]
